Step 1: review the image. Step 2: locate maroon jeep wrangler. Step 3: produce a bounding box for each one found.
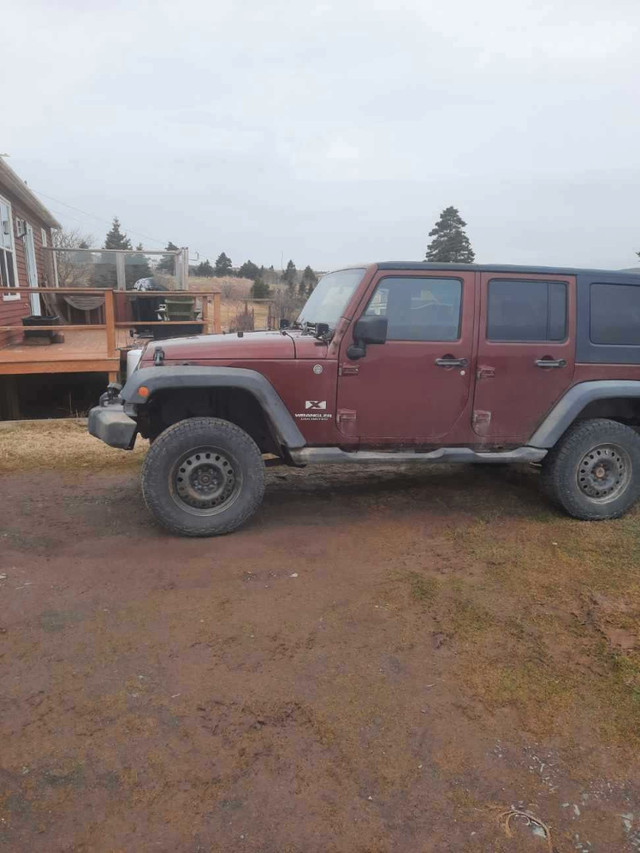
[89,262,640,536]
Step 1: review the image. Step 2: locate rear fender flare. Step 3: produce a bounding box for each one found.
[528,380,640,448]
[121,365,306,450]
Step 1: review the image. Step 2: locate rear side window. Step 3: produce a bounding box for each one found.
[487,279,567,342]
[590,283,640,345]
[364,276,462,341]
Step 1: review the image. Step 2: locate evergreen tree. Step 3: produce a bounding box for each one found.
[425,207,475,263]
[250,278,271,298]
[301,265,318,295]
[282,259,297,292]
[126,243,152,287]
[158,241,179,272]
[104,217,132,250]
[214,252,233,277]
[238,260,260,280]
[193,259,215,277]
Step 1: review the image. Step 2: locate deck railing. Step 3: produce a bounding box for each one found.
[0,287,222,359]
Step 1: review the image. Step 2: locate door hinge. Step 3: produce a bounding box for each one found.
[476,365,495,380]
[473,410,492,435]
[336,409,357,436]
[339,364,359,376]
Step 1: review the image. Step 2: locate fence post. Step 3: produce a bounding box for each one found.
[213,291,222,333]
[104,289,116,357]
[115,252,126,291]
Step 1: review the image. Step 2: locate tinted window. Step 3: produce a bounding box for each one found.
[364,277,462,341]
[487,279,567,342]
[590,283,640,345]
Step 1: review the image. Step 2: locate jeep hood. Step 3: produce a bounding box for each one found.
[139,330,325,364]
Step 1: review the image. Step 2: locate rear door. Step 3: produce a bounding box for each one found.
[473,272,576,443]
[336,270,476,443]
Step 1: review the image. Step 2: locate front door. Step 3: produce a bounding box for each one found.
[24,224,41,315]
[472,272,576,443]
[337,271,476,444]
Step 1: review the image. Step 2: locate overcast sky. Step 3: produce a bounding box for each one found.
[3,0,640,270]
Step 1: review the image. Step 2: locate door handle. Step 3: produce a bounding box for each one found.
[535,358,566,369]
[435,356,468,368]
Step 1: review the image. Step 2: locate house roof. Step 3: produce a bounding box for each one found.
[0,158,61,229]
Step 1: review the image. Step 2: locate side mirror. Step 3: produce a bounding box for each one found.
[279,318,290,330]
[346,315,388,360]
[354,315,388,344]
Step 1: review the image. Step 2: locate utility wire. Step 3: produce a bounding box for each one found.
[34,187,221,263]
[32,188,168,248]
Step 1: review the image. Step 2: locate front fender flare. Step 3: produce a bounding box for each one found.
[120,365,306,450]
[528,380,640,448]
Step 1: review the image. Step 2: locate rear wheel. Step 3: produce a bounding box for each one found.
[541,418,640,520]
[141,417,265,536]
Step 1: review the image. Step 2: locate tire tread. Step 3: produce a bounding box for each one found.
[141,417,265,537]
[541,418,640,520]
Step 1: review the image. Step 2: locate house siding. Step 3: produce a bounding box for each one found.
[0,186,55,348]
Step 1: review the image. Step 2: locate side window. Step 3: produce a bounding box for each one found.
[0,196,18,297]
[364,276,462,341]
[487,279,567,342]
[590,283,640,345]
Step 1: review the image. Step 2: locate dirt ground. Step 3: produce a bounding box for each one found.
[1,423,639,852]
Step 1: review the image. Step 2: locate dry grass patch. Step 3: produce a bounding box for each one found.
[0,420,146,473]
[395,509,640,749]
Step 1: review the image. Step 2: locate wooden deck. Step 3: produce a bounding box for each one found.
[0,287,221,379]
[0,329,122,377]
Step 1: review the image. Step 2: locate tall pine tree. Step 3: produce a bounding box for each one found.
[214,252,233,277]
[425,207,475,263]
[126,243,152,287]
[158,241,179,272]
[282,259,297,293]
[301,265,318,295]
[104,217,132,250]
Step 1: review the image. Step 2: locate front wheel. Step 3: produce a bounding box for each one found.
[541,418,640,520]
[141,417,265,536]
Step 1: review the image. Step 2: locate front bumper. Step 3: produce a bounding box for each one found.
[88,402,137,450]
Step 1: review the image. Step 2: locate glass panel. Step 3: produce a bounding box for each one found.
[0,250,16,288]
[297,268,365,328]
[364,276,462,341]
[0,201,13,251]
[55,250,117,288]
[590,283,640,345]
[487,279,567,342]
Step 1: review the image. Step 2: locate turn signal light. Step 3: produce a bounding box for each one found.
[138,386,150,398]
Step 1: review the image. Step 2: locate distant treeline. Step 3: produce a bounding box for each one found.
[184,251,319,299]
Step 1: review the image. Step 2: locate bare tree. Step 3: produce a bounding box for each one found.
[271,285,305,324]
[52,228,96,288]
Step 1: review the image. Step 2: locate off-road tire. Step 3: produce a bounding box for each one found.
[141,417,265,536]
[541,418,640,520]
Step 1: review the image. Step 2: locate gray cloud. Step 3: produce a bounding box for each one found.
[3,0,640,269]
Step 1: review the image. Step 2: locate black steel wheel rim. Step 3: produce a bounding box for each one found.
[170,446,242,516]
[577,443,631,503]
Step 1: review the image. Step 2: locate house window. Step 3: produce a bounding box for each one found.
[0,196,19,300]
[487,279,567,342]
[364,276,462,341]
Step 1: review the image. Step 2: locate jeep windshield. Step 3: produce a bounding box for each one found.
[296,267,366,330]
